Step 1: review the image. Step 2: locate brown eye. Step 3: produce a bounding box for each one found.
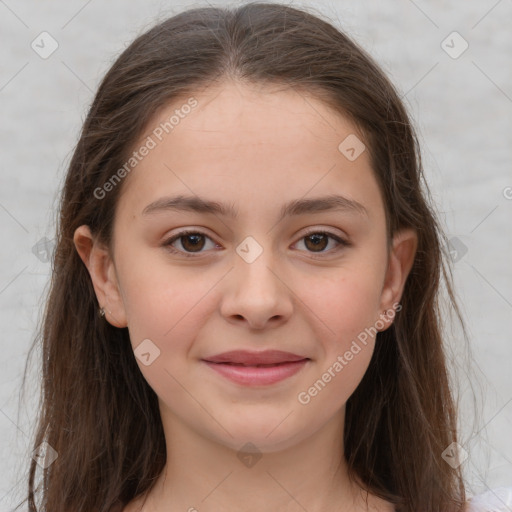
[180,233,206,252]
[294,230,349,256]
[163,230,217,257]
[303,233,329,252]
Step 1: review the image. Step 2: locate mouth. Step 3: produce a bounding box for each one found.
[201,350,310,386]
[210,361,302,367]
[202,349,308,365]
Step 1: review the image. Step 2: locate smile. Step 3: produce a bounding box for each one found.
[202,359,310,386]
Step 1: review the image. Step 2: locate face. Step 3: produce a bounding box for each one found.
[82,80,414,454]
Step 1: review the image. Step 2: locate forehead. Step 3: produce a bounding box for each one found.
[115,79,383,222]
[150,80,353,150]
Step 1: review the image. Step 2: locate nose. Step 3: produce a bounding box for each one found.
[219,246,294,330]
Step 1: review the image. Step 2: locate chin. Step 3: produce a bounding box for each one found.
[206,414,308,454]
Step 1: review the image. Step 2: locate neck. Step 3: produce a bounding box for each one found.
[131,406,390,512]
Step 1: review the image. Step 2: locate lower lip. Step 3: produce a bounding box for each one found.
[202,359,309,386]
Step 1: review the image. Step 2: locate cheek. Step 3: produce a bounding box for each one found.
[114,250,194,348]
[295,275,380,412]
[121,271,211,402]
[292,265,383,406]
[298,263,384,344]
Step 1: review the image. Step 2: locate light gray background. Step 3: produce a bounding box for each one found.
[1,1,511,510]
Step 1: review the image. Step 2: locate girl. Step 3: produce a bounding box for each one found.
[18,3,512,512]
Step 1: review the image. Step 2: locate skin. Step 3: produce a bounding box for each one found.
[74,79,417,512]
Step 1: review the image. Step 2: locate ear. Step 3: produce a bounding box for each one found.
[73,225,128,328]
[377,228,417,331]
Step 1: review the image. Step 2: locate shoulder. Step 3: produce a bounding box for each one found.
[465,487,512,511]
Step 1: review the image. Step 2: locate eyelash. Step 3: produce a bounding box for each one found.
[162,228,350,259]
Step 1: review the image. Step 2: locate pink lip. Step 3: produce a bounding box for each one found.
[203,349,307,365]
[203,359,309,386]
[202,350,310,386]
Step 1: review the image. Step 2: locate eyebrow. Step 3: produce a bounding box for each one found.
[141,194,368,221]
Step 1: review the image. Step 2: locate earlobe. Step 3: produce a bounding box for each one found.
[378,228,418,330]
[73,225,128,328]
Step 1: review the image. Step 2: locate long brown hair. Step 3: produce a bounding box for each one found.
[17,3,470,511]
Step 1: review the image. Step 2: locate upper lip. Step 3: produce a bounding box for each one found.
[202,350,309,365]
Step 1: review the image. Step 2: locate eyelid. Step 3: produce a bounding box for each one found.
[299,226,348,241]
